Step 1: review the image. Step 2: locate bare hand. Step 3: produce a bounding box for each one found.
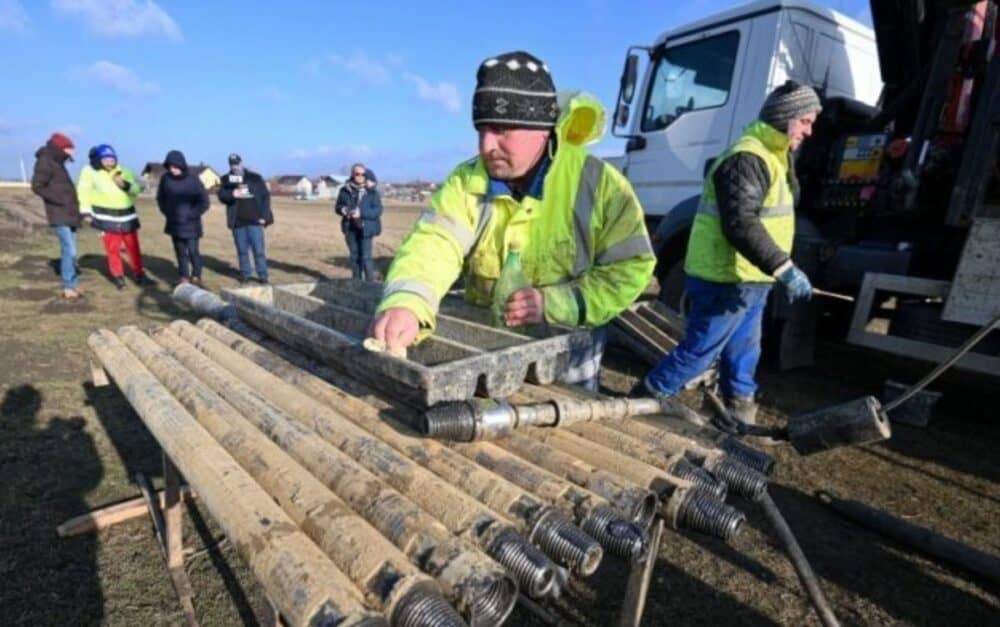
[113,174,125,186]
[505,288,544,326]
[369,308,419,353]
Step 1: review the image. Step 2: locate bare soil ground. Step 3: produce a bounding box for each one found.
[0,189,997,626]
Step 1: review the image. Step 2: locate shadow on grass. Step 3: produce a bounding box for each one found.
[0,384,104,624]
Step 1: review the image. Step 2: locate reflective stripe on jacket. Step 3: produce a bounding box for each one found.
[378,92,655,338]
[684,121,794,284]
[77,165,142,233]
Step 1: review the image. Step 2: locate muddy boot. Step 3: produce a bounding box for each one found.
[642,377,712,426]
[726,396,780,447]
[113,276,127,290]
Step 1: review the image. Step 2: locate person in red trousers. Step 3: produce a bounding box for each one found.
[77,144,151,289]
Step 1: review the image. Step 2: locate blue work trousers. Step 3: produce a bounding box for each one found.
[232,225,268,282]
[52,225,79,289]
[646,277,771,399]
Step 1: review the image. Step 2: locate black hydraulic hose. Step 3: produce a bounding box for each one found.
[759,490,840,627]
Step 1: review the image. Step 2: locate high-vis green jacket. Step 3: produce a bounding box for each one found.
[378,92,655,339]
[685,121,794,284]
[77,165,142,233]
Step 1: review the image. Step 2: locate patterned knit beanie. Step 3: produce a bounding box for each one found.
[759,80,822,132]
[472,51,559,129]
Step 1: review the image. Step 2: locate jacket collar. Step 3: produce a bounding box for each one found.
[748,120,791,153]
[485,151,552,201]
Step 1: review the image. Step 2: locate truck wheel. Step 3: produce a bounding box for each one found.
[890,302,1000,355]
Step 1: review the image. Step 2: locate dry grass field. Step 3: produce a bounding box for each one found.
[0,189,997,626]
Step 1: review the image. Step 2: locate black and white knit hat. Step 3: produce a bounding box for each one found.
[759,80,822,132]
[472,51,559,129]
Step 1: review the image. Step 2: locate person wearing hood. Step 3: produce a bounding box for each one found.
[156,150,211,285]
[335,162,382,281]
[642,81,822,425]
[369,51,655,389]
[31,132,83,299]
[217,153,272,284]
[77,143,149,289]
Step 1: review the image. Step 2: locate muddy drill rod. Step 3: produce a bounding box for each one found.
[189,319,643,566]
[119,327,464,627]
[150,328,519,626]
[162,323,575,604]
[87,330,384,627]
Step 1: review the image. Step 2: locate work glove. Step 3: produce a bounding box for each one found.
[776,263,813,303]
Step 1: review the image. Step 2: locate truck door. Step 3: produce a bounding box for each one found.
[625,24,748,218]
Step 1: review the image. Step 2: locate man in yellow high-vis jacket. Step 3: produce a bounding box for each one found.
[644,81,822,424]
[370,50,655,389]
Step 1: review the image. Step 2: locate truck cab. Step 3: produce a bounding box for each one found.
[611,0,880,266]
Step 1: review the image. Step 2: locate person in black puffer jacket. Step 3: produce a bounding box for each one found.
[335,163,382,281]
[157,150,210,284]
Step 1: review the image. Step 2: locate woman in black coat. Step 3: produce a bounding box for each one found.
[157,150,210,284]
[335,163,383,281]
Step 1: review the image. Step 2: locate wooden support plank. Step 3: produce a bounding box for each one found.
[163,454,185,570]
[618,518,664,627]
[56,487,195,537]
[89,359,110,387]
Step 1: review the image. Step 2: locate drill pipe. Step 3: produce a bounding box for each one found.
[120,327,464,627]
[194,319,648,566]
[150,328,518,626]
[87,330,384,627]
[422,397,662,441]
[495,430,744,542]
[567,421,767,502]
[162,323,562,604]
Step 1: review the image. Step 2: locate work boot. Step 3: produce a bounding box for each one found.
[191,276,203,287]
[113,276,127,290]
[134,273,153,286]
[724,396,758,425]
[641,376,712,426]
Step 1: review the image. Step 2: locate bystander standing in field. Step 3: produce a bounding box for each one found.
[156,150,211,286]
[335,163,383,281]
[77,144,150,290]
[217,153,272,284]
[31,132,83,300]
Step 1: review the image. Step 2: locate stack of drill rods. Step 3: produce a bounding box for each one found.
[87,330,384,627]
[516,385,769,501]
[189,321,649,567]
[118,327,465,627]
[166,321,597,594]
[202,319,660,535]
[150,326,518,625]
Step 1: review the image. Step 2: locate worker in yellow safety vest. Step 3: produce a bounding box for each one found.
[369,50,656,389]
[644,81,822,424]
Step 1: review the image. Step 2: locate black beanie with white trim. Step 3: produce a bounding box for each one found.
[472,51,559,129]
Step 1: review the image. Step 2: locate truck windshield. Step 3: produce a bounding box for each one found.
[641,30,740,132]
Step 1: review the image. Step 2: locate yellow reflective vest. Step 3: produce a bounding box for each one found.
[378,92,655,339]
[685,121,795,284]
[77,165,142,233]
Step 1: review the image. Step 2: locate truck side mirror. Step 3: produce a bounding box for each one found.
[620,54,639,104]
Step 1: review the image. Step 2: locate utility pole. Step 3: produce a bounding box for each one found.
[20,156,27,183]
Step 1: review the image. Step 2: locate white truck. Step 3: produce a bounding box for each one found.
[609,0,1000,375]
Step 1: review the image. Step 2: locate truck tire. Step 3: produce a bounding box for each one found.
[890,302,1000,355]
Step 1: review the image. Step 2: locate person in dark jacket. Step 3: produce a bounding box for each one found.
[217,153,272,284]
[335,162,382,281]
[31,132,83,299]
[156,150,210,285]
[644,81,821,426]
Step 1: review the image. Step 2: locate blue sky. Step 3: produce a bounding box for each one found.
[0,0,872,182]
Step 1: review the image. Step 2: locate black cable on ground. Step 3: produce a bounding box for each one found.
[759,490,840,627]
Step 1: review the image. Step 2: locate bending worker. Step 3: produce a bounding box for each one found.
[644,81,821,424]
[369,50,655,389]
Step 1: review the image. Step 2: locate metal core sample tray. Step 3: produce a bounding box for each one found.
[221,280,597,406]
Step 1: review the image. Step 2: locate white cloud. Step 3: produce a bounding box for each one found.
[0,0,28,32]
[288,144,373,160]
[328,50,390,84]
[403,73,461,113]
[51,0,182,42]
[261,86,289,104]
[84,60,160,97]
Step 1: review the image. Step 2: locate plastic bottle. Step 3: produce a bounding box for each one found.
[491,243,530,327]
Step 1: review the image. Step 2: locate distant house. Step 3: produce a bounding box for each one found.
[314,175,347,200]
[141,162,222,194]
[270,175,312,197]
